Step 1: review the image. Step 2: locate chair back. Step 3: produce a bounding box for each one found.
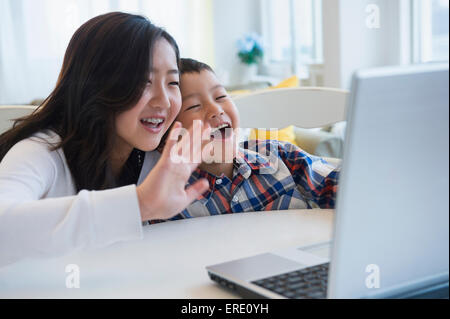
[0,105,37,134]
[233,87,349,129]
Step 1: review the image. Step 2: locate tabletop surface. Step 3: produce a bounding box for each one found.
[0,209,334,298]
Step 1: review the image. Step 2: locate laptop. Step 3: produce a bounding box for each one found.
[206,63,449,299]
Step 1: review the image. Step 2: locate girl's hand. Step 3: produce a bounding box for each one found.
[136,121,211,221]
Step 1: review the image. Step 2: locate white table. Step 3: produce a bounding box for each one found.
[0,209,334,298]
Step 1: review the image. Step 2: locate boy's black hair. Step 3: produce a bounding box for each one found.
[179,58,214,75]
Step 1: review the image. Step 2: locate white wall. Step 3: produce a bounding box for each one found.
[322,0,341,88]
[211,0,262,85]
[322,0,408,89]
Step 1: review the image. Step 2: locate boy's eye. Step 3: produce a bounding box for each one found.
[215,95,227,101]
[169,81,180,86]
[185,104,200,111]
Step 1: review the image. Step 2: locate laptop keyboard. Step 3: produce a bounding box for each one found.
[251,263,330,299]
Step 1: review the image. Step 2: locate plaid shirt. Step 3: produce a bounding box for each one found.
[148,140,340,224]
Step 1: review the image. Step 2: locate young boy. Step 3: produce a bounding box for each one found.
[173,58,340,218]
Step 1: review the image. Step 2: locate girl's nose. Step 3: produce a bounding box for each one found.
[150,84,171,109]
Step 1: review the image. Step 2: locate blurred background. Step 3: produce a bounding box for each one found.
[0,0,448,104]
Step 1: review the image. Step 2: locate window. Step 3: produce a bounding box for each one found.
[0,0,213,104]
[261,0,323,78]
[413,0,449,63]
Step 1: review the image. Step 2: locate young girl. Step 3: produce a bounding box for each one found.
[0,12,209,266]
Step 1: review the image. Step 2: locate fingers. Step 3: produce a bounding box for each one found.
[165,120,212,166]
[188,121,212,170]
[176,120,198,159]
[162,121,182,160]
[184,178,209,204]
[192,120,211,164]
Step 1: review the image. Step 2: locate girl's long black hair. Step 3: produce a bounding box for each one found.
[0,12,180,192]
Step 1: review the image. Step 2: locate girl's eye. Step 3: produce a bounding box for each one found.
[169,81,180,86]
[185,104,200,111]
[215,95,227,101]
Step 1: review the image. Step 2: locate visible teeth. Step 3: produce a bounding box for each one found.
[211,123,229,133]
[141,118,164,124]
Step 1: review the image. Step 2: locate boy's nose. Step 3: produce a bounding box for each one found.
[210,110,224,119]
[208,103,224,119]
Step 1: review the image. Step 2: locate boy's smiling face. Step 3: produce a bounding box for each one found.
[177,70,240,163]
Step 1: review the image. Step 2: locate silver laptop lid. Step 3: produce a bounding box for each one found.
[329,63,449,298]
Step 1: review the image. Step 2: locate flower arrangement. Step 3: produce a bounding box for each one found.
[236,33,264,65]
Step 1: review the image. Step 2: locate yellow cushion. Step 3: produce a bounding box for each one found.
[229,76,299,97]
[249,125,298,146]
[270,76,299,89]
[228,89,252,97]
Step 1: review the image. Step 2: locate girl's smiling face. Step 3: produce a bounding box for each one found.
[114,38,181,159]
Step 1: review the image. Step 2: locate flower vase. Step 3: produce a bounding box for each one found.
[239,64,258,85]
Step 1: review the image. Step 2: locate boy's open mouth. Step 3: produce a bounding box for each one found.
[210,122,232,140]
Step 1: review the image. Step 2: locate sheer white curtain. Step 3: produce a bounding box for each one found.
[261,0,323,78]
[0,0,214,104]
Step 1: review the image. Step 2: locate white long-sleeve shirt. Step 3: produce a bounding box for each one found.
[0,130,161,267]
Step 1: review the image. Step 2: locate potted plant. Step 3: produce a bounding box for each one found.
[236,33,264,84]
